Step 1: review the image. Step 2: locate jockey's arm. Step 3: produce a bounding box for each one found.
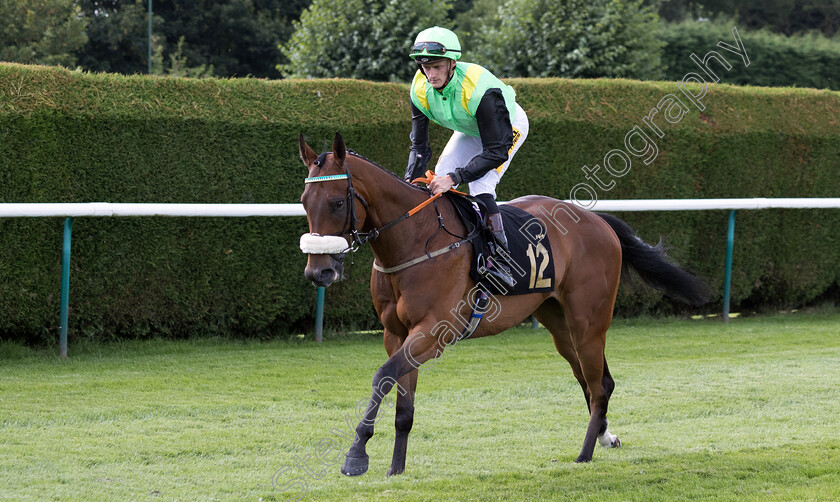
[405,102,433,182]
[447,89,514,186]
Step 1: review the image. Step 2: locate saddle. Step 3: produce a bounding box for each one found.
[445,192,556,296]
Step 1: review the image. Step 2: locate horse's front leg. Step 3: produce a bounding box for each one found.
[341,328,440,477]
[387,369,417,476]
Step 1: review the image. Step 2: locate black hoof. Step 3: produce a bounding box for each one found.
[341,455,369,476]
[386,467,404,477]
[574,455,592,463]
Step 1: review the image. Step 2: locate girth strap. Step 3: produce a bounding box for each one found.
[372,238,468,274]
[457,290,491,342]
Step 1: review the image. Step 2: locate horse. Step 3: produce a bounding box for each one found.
[297,132,709,476]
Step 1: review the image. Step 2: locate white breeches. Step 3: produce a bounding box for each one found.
[434,103,529,199]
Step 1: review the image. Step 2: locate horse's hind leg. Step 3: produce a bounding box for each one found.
[535,299,590,404]
[536,296,620,462]
[564,286,620,462]
[597,358,620,449]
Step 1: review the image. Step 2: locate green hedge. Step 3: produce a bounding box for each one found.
[660,21,840,91]
[1,63,838,343]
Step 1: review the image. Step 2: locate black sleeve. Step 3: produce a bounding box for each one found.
[405,102,433,182]
[448,89,513,185]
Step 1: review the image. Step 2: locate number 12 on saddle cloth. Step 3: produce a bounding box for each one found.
[444,192,556,296]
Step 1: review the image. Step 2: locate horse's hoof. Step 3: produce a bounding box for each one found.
[386,467,404,477]
[574,455,592,463]
[599,433,621,448]
[341,455,369,477]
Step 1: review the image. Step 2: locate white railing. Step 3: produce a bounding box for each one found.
[2,197,839,218]
[0,203,305,217]
[3,198,839,357]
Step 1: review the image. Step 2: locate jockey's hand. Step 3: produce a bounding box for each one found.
[428,174,455,195]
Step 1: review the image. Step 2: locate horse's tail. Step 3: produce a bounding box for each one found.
[596,212,711,306]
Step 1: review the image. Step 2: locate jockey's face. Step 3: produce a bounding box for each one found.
[420,59,455,90]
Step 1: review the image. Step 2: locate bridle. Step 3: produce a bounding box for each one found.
[301,153,477,272]
[303,156,371,253]
[304,153,445,252]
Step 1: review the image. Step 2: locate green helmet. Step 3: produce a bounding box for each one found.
[409,26,461,63]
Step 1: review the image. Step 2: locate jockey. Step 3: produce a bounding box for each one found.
[405,26,529,289]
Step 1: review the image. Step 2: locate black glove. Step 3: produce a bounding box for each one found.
[404,145,432,183]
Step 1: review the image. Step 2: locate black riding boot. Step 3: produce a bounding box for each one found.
[485,212,515,288]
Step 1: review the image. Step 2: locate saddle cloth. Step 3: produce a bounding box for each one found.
[446,193,556,296]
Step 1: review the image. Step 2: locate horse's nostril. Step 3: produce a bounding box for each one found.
[319,268,336,285]
[305,265,336,287]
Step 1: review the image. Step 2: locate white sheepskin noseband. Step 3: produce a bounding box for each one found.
[300,233,349,254]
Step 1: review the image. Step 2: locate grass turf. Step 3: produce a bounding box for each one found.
[1,310,839,501]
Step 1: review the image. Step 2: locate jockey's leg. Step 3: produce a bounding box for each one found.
[435,105,530,289]
[474,193,515,288]
[469,104,528,288]
[434,131,480,181]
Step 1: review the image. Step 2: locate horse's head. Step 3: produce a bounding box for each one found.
[298,132,367,287]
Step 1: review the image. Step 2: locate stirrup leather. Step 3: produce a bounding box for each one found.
[483,212,515,287]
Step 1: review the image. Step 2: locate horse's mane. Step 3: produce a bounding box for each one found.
[317,149,430,195]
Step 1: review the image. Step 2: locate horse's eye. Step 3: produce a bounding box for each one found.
[331,199,345,212]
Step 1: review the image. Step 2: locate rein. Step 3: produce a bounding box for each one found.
[355,170,468,245]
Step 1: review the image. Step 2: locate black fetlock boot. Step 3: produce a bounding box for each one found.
[485,212,515,288]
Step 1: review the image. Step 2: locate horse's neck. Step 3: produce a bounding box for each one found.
[351,158,459,263]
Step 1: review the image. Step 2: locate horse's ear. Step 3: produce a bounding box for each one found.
[299,133,318,167]
[332,132,346,166]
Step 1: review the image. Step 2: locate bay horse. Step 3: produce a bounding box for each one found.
[298,132,709,476]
